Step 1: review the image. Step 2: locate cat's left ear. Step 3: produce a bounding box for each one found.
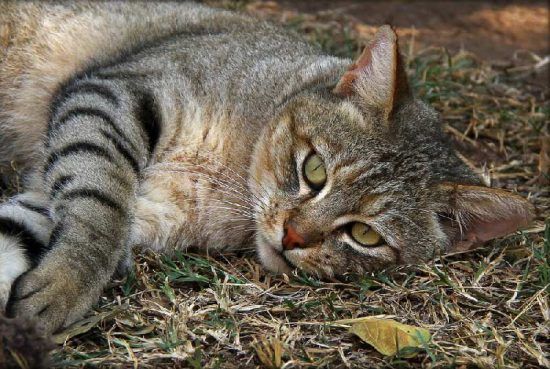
[438,183,535,253]
[333,25,410,119]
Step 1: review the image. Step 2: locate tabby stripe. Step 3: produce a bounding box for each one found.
[63,82,119,106]
[99,129,141,174]
[0,217,49,266]
[47,222,64,248]
[44,142,115,174]
[94,70,160,80]
[49,108,137,152]
[135,91,162,154]
[17,200,50,218]
[50,175,75,198]
[60,188,124,214]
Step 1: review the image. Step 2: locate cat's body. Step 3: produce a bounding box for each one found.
[0,1,533,335]
[0,1,342,252]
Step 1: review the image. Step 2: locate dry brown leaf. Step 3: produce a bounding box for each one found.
[348,317,431,357]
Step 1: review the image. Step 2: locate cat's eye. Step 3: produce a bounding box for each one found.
[303,153,326,190]
[349,222,382,247]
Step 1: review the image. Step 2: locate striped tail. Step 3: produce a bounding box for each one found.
[0,192,52,310]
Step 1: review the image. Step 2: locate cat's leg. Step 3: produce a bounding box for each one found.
[7,76,159,334]
[0,192,53,310]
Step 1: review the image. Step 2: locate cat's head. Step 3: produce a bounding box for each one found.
[249,26,534,277]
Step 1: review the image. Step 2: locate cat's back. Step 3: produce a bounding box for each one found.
[0,1,253,173]
[0,1,244,87]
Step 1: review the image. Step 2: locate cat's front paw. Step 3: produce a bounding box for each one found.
[7,261,100,335]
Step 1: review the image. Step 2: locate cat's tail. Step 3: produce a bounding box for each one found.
[0,313,54,368]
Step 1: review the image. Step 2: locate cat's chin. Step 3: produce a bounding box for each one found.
[256,234,293,274]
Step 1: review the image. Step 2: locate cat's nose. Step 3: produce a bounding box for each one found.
[282,219,306,250]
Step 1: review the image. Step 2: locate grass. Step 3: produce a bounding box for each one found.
[4,1,550,368]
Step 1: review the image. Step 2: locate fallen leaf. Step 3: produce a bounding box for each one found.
[348,317,430,357]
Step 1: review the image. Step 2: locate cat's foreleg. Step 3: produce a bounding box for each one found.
[7,77,158,334]
[0,192,52,310]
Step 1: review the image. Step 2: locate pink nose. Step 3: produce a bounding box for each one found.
[282,220,306,250]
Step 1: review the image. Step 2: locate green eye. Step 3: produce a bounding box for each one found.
[303,153,327,190]
[349,222,382,247]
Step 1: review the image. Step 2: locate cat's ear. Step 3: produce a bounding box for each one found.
[333,25,410,119]
[438,183,534,253]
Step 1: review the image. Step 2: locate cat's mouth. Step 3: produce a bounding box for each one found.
[256,233,294,274]
[280,252,295,269]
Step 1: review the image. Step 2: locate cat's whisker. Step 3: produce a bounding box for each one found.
[178,182,265,221]
[150,160,270,210]
[200,208,255,220]
[192,160,263,197]
[182,198,259,220]
[185,164,256,202]
[146,173,258,216]
[199,159,272,212]
[176,197,258,222]
[200,196,258,216]
[159,169,269,216]
[162,163,271,214]
[222,219,258,227]
[196,195,255,215]
[197,155,272,204]
[177,200,256,219]
[226,224,259,233]
[148,165,257,208]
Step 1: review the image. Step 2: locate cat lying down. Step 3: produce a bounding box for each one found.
[0,1,533,336]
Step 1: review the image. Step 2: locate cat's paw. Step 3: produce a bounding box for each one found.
[7,261,99,335]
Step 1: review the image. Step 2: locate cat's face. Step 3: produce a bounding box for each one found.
[250,95,460,276]
[249,26,533,277]
[250,93,532,277]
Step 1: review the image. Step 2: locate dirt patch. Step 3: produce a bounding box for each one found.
[272,0,548,62]
[243,0,549,89]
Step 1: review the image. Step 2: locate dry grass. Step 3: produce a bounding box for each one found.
[5,1,550,368]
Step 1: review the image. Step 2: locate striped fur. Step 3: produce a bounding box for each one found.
[0,1,533,335]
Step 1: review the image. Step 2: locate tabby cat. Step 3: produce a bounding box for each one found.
[0,1,533,335]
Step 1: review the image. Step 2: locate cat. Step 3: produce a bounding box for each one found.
[0,1,533,336]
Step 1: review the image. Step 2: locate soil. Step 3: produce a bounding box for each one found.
[275,0,548,62]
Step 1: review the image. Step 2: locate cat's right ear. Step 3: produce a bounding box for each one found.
[333,25,410,120]
[437,183,535,253]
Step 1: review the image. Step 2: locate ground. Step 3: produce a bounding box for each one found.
[3,1,549,368]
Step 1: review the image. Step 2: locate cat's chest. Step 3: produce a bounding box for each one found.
[129,105,259,252]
